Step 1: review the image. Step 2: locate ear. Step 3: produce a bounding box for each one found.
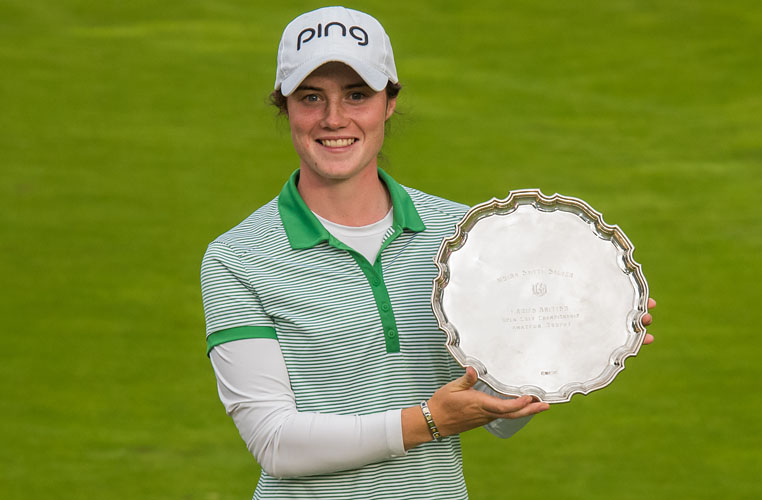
[385,96,397,121]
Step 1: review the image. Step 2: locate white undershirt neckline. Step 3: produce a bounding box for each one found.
[313,208,394,263]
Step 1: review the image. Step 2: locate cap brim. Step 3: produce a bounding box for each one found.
[279,54,391,96]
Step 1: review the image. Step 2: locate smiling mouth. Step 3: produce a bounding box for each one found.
[318,138,356,147]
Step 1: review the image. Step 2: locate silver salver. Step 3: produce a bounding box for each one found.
[431,190,649,403]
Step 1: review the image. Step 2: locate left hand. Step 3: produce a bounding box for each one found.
[642,297,656,345]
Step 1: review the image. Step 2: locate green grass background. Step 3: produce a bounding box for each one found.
[2,0,760,498]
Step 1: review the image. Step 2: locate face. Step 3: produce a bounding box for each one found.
[285,62,396,185]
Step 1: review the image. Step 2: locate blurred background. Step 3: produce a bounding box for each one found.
[1,0,760,498]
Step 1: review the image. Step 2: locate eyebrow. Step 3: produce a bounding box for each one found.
[294,81,370,92]
[344,82,369,90]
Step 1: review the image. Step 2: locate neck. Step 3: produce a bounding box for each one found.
[297,165,391,227]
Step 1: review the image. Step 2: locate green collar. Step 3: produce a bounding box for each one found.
[277,168,426,250]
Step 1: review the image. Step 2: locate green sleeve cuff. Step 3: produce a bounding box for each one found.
[206,326,278,355]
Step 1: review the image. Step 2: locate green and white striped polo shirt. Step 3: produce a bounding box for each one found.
[201,168,470,500]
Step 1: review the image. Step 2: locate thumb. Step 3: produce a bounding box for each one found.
[451,366,479,391]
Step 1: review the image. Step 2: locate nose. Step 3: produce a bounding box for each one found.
[320,100,349,129]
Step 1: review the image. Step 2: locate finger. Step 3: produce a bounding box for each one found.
[642,313,653,326]
[450,366,479,391]
[493,401,550,420]
[483,395,535,415]
[512,401,550,418]
[648,297,656,309]
[643,333,654,345]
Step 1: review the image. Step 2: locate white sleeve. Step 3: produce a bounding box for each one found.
[209,338,407,478]
[474,381,533,439]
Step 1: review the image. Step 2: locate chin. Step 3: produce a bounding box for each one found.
[304,160,376,182]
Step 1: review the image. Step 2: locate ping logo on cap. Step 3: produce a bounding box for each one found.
[297,22,369,51]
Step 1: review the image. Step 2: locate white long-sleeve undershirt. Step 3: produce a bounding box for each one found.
[210,338,531,478]
[210,209,530,478]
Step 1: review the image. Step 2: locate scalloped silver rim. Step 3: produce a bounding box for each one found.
[431,189,649,403]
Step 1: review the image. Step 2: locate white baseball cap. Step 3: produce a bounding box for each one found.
[274,6,398,96]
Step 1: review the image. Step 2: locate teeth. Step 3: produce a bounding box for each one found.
[321,138,355,147]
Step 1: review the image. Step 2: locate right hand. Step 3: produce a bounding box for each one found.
[402,367,549,450]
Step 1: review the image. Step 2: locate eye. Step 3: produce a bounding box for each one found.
[349,91,367,101]
[302,93,320,103]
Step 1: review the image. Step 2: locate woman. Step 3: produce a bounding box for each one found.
[201,6,653,499]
